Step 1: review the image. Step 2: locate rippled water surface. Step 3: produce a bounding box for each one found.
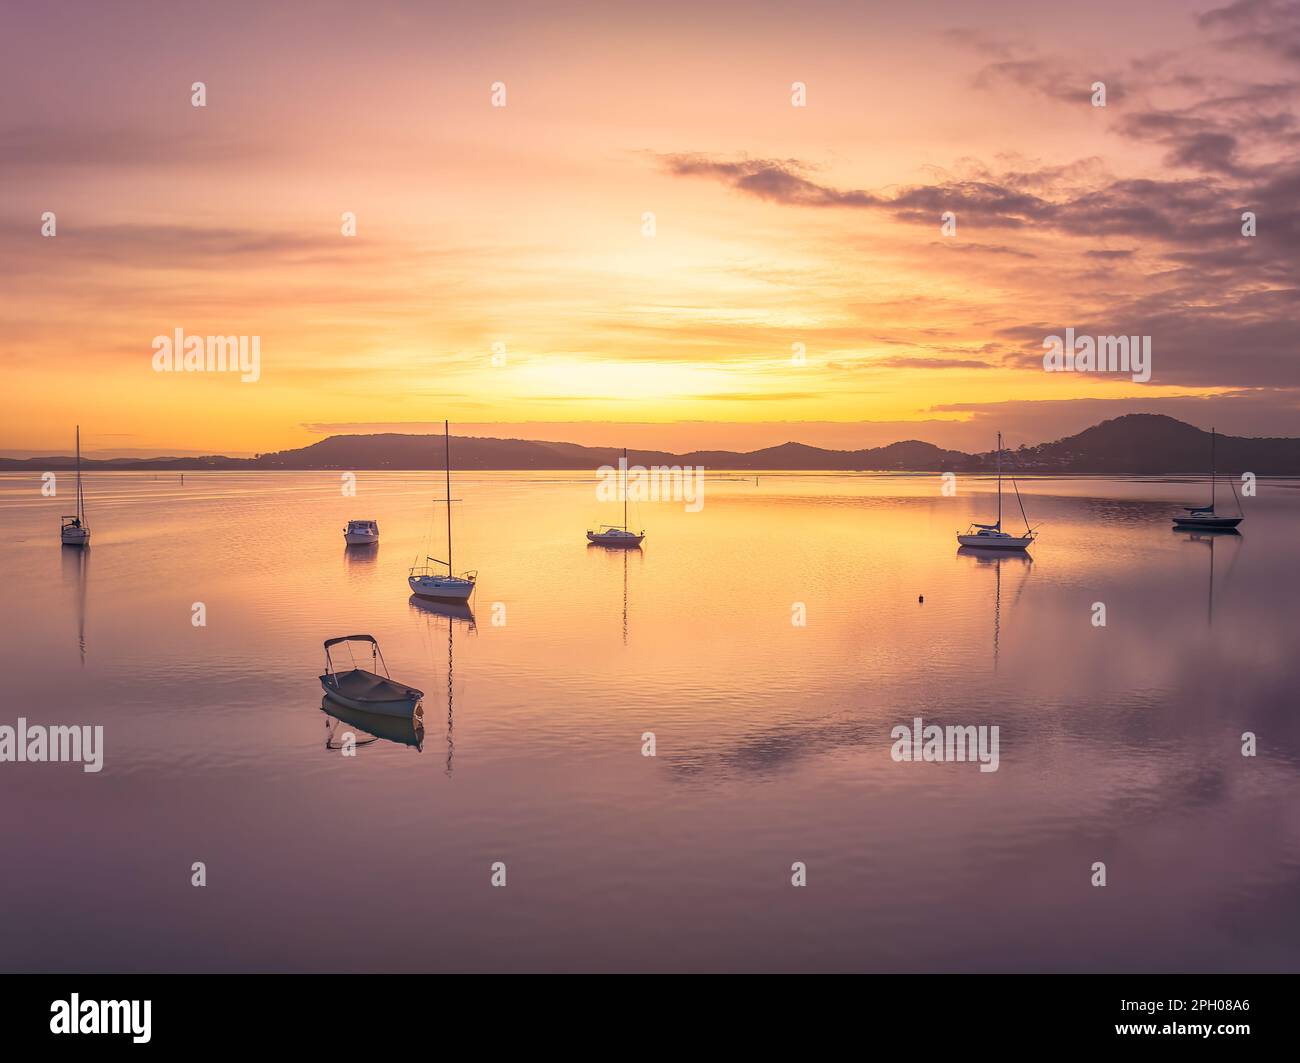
[1,470,1298,971]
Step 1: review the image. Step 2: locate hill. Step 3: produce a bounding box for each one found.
[5,415,1299,473]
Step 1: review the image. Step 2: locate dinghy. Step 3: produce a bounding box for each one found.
[956,432,1038,551]
[1172,427,1243,530]
[344,519,379,545]
[319,634,424,717]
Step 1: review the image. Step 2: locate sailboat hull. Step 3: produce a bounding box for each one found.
[60,525,89,545]
[587,530,644,547]
[956,532,1033,550]
[1172,514,1242,530]
[408,574,475,602]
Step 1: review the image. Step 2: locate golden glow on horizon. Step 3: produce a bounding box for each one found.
[1,3,1263,453]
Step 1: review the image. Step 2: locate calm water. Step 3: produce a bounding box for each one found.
[2,470,1298,972]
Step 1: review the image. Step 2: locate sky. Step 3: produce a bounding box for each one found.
[3,0,1299,456]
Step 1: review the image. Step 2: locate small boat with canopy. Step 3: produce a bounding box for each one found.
[319,634,424,717]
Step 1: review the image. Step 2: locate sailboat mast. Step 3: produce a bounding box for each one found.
[622,447,628,531]
[445,420,452,575]
[996,432,1002,528]
[75,424,83,521]
[1210,426,1216,509]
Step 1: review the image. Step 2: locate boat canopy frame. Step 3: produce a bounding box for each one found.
[322,634,391,684]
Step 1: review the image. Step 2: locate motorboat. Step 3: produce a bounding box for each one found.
[344,519,379,545]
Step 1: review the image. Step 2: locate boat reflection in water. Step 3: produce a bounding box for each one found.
[61,541,90,666]
[1174,525,1242,626]
[320,696,425,752]
[957,545,1032,670]
[343,542,379,566]
[409,595,475,775]
[587,540,640,645]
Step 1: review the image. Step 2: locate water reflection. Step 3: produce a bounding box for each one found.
[321,697,425,751]
[343,543,379,566]
[5,470,1300,972]
[956,546,1032,670]
[587,542,641,645]
[1174,526,1243,626]
[60,543,89,666]
[1079,496,1171,526]
[409,595,475,775]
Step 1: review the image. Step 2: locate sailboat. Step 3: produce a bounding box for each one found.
[1172,427,1243,530]
[956,432,1037,550]
[408,421,477,602]
[60,425,90,546]
[587,448,645,547]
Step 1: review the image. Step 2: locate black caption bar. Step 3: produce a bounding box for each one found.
[0,973,1290,1051]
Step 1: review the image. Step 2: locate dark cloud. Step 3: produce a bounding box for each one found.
[658,4,1300,399]
[660,153,1051,227]
[997,285,1300,388]
[972,58,1126,106]
[865,357,994,370]
[935,242,1039,259]
[661,154,884,208]
[658,151,1284,248]
[1199,0,1300,62]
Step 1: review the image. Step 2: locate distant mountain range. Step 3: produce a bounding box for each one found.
[7,415,1300,474]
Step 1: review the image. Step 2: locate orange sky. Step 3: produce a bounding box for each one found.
[4,0,1297,456]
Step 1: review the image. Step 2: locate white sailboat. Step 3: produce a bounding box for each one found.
[956,432,1037,551]
[60,425,90,546]
[408,421,477,603]
[587,448,645,547]
[1172,427,1243,530]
